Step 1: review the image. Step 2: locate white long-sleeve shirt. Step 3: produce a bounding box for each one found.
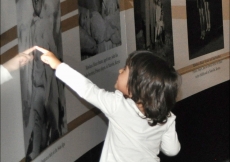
[56,63,181,162]
[0,65,12,85]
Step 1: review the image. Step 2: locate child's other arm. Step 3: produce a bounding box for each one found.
[3,47,35,72]
[0,65,12,85]
[160,117,181,156]
[1,47,35,84]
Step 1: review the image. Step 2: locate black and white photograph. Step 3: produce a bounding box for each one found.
[78,0,122,61]
[15,0,68,161]
[134,0,174,65]
[186,0,224,60]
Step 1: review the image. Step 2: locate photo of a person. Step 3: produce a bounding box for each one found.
[78,0,122,60]
[15,0,68,161]
[134,0,174,65]
[204,0,211,32]
[155,0,165,48]
[197,0,211,40]
[186,0,224,59]
[197,0,206,40]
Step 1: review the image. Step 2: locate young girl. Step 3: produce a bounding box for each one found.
[36,46,181,162]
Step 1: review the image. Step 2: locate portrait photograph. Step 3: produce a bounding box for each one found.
[78,0,122,61]
[186,0,224,59]
[134,0,175,65]
[15,0,68,161]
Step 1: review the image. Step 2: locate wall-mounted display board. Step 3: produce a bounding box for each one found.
[1,0,229,162]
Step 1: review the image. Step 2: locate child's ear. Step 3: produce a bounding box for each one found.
[136,103,145,114]
[129,93,132,98]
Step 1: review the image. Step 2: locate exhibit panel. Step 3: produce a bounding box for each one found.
[1,0,229,162]
[171,0,230,100]
[15,0,68,161]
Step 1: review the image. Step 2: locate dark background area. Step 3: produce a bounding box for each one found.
[75,80,229,162]
[186,0,224,60]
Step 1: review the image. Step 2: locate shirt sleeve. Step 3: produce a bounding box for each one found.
[0,65,13,85]
[160,115,181,156]
[55,63,120,116]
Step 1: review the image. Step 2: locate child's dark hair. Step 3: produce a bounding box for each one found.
[126,51,181,126]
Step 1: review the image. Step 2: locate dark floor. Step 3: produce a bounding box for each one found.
[75,81,229,162]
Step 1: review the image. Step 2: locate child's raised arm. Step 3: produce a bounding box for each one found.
[35,46,119,116]
[35,46,61,69]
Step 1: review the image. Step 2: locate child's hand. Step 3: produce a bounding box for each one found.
[35,46,61,69]
[2,47,35,72]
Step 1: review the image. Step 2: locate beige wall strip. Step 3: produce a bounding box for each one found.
[120,0,133,11]
[177,52,230,75]
[68,108,102,132]
[172,6,187,19]
[61,15,79,33]
[61,0,78,16]
[223,0,230,20]
[0,27,17,48]
[0,45,18,64]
